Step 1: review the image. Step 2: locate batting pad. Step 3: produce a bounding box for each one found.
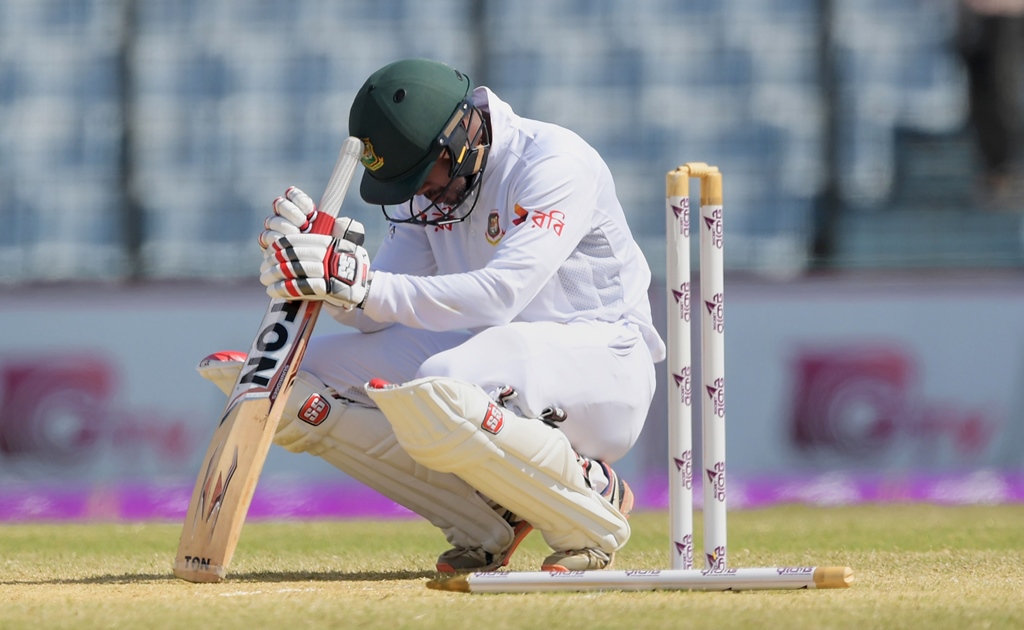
[274,371,517,555]
[197,353,516,554]
[366,377,630,553]
[196,351,247,395]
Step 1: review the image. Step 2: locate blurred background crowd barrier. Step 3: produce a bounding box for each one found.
[2,0,1023,281]
[1,0,1022,520]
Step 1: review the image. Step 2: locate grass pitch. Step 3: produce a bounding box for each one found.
[1,505,1022,629]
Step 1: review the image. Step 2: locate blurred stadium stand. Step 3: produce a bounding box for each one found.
[1,0,1022,282]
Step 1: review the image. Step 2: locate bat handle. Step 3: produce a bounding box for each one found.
[316,136,364,222]
[308,211,338,237]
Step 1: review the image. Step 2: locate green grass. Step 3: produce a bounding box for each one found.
[2,505,1023,629]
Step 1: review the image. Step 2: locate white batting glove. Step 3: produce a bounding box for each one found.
[258,186,365,249]
[260,233,372,310]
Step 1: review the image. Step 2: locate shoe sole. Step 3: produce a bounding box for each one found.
[436,520,534,574]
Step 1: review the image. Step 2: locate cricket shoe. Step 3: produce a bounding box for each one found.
[541,459,634,572]
[435,510,533,573]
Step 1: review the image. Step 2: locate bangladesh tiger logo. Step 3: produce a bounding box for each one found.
[360,139,384,171]
[486,210,504,245]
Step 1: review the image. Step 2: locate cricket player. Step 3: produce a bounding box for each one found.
[201,58,666,572]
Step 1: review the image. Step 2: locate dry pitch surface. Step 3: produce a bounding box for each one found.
[1,505,1022,629]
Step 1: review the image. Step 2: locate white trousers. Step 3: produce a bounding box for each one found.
[302,320,656,462]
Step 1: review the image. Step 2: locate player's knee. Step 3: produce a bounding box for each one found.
[275,370,392,456]
[367,377,521,472]
[413,351,461,381]
[274,371,337,454]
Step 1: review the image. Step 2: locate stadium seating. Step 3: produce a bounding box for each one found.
[0,0,1018,280]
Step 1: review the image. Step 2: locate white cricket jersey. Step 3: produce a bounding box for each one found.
[338,87,666,363]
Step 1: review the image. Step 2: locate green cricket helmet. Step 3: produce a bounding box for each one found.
[349,58,489,223]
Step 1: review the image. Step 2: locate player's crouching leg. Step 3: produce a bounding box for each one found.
[365,376,632,571]
[194,352,527,571]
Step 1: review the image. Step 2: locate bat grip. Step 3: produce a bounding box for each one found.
[308,211,337,237]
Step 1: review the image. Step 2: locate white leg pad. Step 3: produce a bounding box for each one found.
[196,351,247,395]
[365,376,629,553]
[273,371,516,555]
[196,354,515,554]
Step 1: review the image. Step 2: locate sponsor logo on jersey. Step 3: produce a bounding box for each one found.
[485,210,504,245]
[512,203,528,226]
[429,207,455,232]
[511,204,566,235]
[531,209,566,235]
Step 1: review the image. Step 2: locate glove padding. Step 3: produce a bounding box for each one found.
[260,233,372,310]
[258,186,365,249]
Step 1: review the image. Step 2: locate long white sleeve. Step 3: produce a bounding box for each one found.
[362,154,596,330]
[328,213,437,332]
[354,87,665,362]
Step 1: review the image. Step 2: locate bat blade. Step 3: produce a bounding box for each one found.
[173,136,364,583]
[172,398,274,582]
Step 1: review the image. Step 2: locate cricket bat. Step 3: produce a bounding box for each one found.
[173,136,365,583]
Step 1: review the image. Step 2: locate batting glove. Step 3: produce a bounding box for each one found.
[258,186,365,249]
[260,233,372,310]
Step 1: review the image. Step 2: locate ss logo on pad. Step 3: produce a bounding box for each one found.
[299,394,331,426]
[481,402,504,434]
